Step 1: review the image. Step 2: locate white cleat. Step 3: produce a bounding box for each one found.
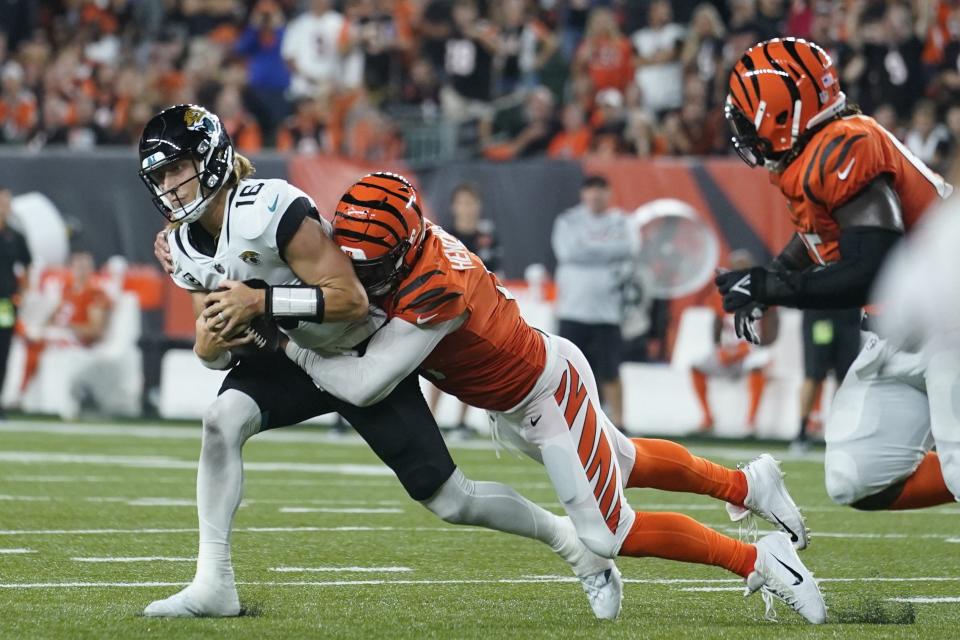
[579,565,623,621]
[746,532,826,624]
[728,453,808,550]
[553,516,622,620]
[143,581,241,618]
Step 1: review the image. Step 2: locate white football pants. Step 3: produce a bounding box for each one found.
[824,332,960,504]
[490,333,638,558]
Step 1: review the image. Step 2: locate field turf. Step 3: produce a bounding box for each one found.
[0,419,958,639]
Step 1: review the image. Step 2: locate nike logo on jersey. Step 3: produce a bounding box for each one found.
[267,194,280,212]
[837,158,856,180]
[530,415,542,426]
[773,555,804,586]
[416,314,438,325]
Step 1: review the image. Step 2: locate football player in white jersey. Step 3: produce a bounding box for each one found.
[139,105,622,619]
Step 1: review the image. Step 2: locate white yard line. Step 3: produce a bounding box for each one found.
[0,548,34,554]
[4,575,960,590]
[0,494,51,501]
[72,557,195,563]
[0,451,393,476]
[279,507,403,514]
[0,526,496,536]
[888,597,960,604]
[271,567,412,573]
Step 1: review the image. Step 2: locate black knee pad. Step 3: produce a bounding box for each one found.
[850,480,906,511]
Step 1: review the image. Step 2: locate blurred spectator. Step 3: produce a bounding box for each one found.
[622,108,667,157]
[494,0,558,96]
[793,308,861,452]
[430,181,500,434]
[690,250,777,434]
[755,0,785,37]
[399,56,441,120]
[215,85,263,153]
[548,102,591,158]
[235,0,290,140]
[589,87,628,156]
[905,99,950,167]
[662,75,725,155]
[847,1,929,119]
[0,0,37,52]
[573,8,634,96]
[22,249,111,395]
[339,0,413,105]
[631,0,686,117]
[872,102,901,138]
[0,62,37,143]
[418,0,454,72]
[282,0,345,99]
[276,96,336,154]
[0,188,31,416]
[937,104,960,169]
[551,174,629,427]
[441,0,499,124]
[681,3,726,97]
[484,85,558,160]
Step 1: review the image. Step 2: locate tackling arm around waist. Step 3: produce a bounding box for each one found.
[284,315,464,407]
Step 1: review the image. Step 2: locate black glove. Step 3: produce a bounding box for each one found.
[734,302,767,345]
[716,267,802,311]
[715,268,756,312]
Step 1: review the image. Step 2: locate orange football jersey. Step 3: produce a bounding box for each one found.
[385,223,546,411]
[773,114,951,265]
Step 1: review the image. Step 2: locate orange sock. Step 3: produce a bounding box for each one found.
[691,369,713,425]
[890,452,955,510]
[746,370,766,427]
[628,438,748,505]
[620,511,757,577]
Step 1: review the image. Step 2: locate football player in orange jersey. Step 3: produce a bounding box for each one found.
[718,37,956,511]
[285,172,827,623]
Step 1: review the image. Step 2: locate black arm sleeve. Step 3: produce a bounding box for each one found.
[770,233,813,272]
[276,197,322,262]
[761,226,901,309]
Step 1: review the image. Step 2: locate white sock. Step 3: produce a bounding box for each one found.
[423,469,564,546]
[193,390,261,587]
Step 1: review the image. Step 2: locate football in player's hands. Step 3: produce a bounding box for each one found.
[207,280,280,355]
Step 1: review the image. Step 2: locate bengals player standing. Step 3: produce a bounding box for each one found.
[717,38,956,511]
[285,171,827,623]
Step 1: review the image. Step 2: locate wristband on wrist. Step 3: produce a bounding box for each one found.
[266,285,325,322]
[198,349,233,370]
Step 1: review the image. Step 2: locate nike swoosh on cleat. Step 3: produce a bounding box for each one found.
[772,513,799,543]
[773,555,804,586]
[837,158,856,180]
[267,194,280,212]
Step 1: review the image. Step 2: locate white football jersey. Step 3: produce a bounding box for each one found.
[168,177,385,353]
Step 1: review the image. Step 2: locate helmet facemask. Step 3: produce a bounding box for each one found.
[349,240,412,298]
[138,105,234,225]
[724,98,785,171]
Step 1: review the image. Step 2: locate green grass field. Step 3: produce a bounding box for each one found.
[0,419,958,639]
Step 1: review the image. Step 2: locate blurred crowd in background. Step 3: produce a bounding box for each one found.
[1,0,960,172]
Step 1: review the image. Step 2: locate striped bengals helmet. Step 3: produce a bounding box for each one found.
[333,172,424,297]
[726,38,845,170]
